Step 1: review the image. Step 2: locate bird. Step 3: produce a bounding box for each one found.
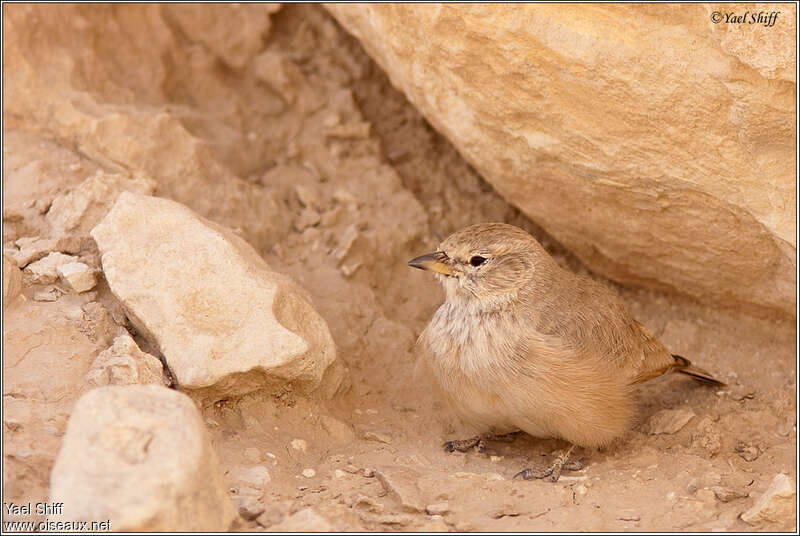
[408,222,724,482]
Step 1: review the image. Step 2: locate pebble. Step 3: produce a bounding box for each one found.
[291,439,308,453]
[735,442,761,462]
[57,261,97,293]
[230,465,271,488]
[24,252,78,285]
[334,469,346,479]
[425,502,449,515]
[302,468,316,478]
[711,486,748,503]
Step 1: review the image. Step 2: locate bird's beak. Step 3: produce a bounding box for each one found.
[408,251,453,276]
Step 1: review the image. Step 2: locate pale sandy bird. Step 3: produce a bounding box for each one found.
[409,223,723,482]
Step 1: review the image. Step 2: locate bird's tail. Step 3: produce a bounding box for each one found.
[672,354,726,387]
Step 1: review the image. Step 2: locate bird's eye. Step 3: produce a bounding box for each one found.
[469,255,487,267]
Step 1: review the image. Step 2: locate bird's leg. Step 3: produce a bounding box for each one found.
[484,430,523,443]
[443,435,483,453]
[514,444,582,483]
[444,431,524,453]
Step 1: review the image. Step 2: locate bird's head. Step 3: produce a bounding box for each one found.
[408,223,552,306]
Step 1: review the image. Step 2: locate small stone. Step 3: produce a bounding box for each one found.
[243,447,261,464]
[361,426,392,444]
[33,286,63,302]
[24,252,78,285]
[695,488,716,504]
[231,465,271,488]
[230,486,264,521]
[294,207,320,232]
[362,468,375,478]
[327,121,371,139]
[302,468,316,478]
[425,502,449,515]
[575,484,589,496]
[711,486,748,503]
[85,333,166,387]
[741,473,796,529]
[294,184,319,208]
[343,464,360,474]
[334,469,346,479]
[291,439,308,452]
[268,508,331,532]
[643,408,695,435]
[57,261,97,293]
[735,442,761,462]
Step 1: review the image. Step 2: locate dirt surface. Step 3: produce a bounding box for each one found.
[2,4,796,532]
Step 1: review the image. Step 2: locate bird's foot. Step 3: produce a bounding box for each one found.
[443,436,485,453]
[484,430,523,443]
[513,446,582,483]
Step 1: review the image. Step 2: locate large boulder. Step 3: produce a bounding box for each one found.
[91,192,342,399]
[49,385,237,531]
[327,4,796,317]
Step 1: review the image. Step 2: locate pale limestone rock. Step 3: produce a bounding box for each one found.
[57,261,97,293]
[269,508,332,532]
[375,466,427,513]
[741,473,796,530]
[49,385,237,531]
[644,408,696,435]
[47,171,156,236]
[3,254,23,308]
[24,252,78,285]
[8,236,81,268]
[85,333,166,387]
[230,465,271,488]
[327,4,796,317]
[91,192,341,398]
[164,4,281,69]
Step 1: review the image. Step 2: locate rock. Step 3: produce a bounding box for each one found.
[359,425,393,444]
[230,486,264,521]
[735,442,761,462]
[85,333,166,387]
[33,286,63,302]
[302,468,316,478]
[741,473,796,530]
[253,51,306,104]
[165,5,281,70]
[327,4,796,318]
[3,254,23,308]
[57,261,97,293]
[375,466,427,513]
[91,192,341,398]
[230,465,271,488]
[643,408,695,435]
[47,171,156,236]
[426,502,449,515]
[49,385,237,531]
[268,508,331,532]
[711,486,748,503]
[7,236,80,267]
[24,252,78,285]
[294,207,321,231]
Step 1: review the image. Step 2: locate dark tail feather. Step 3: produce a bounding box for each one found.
[672,355,726,387]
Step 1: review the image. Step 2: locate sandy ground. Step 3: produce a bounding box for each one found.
[2,4,796,532]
